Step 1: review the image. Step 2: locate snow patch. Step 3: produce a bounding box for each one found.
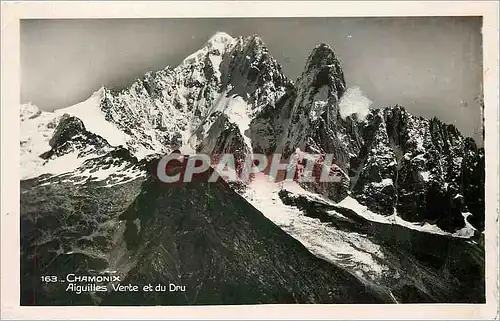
[73,162,129,181]
[339,86,372,121]
[208,55,223,78]
[412,154,426,162]
[311,101,327,121]
[55,88,129,147]
[20,103,61,179]
[452,212,476,238]
[242,176,390,283]
[207,31,235,47]
[337,196,474,239]
[196,90,253,153]
[191,69,205,83]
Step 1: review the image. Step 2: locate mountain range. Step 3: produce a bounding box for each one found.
[20,32,485,305]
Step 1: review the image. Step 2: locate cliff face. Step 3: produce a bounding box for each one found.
[350,106,484,232]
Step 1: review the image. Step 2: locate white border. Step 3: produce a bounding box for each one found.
[1,1,499,320]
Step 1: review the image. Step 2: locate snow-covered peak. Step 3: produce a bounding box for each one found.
[206,31,236,47]
[294,43,345,96]
[93,85,107,98]
[21,102,61,179]
[20,102,42,121]
[19,31,485,237]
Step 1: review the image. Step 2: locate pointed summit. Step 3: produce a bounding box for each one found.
[245,34,265,46]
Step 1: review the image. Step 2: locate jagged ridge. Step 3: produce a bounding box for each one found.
[21,31,484,234]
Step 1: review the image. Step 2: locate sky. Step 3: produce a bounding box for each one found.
[21,17,483,143]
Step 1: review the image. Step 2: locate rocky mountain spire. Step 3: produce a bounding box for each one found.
[21,32,485,234]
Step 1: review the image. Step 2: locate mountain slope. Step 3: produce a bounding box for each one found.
[20,33,484,235]
[103,168,383,305]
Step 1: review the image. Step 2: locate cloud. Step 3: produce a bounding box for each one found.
[339,86,372,121]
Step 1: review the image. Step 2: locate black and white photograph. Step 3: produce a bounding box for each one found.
[1,1,499,319]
